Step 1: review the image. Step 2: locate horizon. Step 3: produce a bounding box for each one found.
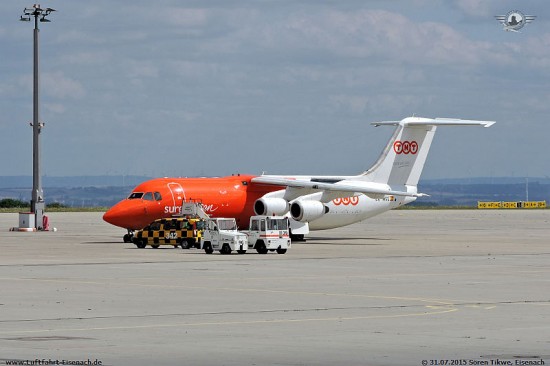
[2,177,548,208]
[1,174,549,189]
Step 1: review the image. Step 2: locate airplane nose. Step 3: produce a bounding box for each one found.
[103,200,144,229]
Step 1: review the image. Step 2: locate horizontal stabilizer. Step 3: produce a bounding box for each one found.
[372,117,495,128]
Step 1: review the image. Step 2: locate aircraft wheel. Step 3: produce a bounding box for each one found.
[237,250,247,255]
[290,234,305,242]
[203,242,213,254]
[276,248,287,254]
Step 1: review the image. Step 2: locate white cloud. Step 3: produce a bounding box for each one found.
[163,7,211,27]
[0,82,11,97]
[330,94,370,113]
[19,72,85,100]
[44,103,66,114]
[523,33,550,69]
[282,9,503,67]
[55,30,103,45]
[43,72,86,99]
[62,51,112,66]
[126,60,159,79]
[452,0,492,17]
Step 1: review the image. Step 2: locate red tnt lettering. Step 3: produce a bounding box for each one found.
[393,140,418,155]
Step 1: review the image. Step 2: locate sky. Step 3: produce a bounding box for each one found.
[1,0,549,180]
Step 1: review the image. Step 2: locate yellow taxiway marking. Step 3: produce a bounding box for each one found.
[0,276,458,306]
[0,308,458,335]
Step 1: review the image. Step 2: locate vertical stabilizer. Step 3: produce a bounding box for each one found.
[358,117,495,186]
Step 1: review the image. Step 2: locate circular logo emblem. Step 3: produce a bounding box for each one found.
[410,141,418,154]
[393,141,403,154]
[402,141,411,154]
[505,10,526,31]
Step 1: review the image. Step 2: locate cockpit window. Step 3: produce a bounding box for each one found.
[128,192,143,199]
[154,192,162,201]
[142,192,154,201]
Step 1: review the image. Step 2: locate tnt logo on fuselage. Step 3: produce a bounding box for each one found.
[393,140,418,155]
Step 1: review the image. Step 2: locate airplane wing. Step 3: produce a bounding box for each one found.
[251,176,427,198]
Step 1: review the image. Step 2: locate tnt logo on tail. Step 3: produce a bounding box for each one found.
[393,140,418,155]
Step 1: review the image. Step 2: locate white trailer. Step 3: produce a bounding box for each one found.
[245,216,291,254]
[201,218,248,254]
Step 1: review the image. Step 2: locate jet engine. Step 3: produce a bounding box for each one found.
[254,197,289,216]
[290,201,329,222]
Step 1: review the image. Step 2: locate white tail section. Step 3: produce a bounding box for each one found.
[358,117,495,186]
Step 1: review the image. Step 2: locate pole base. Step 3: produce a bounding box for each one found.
[10,227,37,232]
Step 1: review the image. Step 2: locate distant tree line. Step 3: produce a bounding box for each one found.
[0,199,67,208]
[0,199,27,208]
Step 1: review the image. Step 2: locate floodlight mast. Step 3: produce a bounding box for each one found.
[20,4,55,230]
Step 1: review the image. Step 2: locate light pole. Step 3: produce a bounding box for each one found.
[20,4,55,230]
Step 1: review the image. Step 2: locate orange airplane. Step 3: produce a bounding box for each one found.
[103,117,494,242]
[103,175,281,242]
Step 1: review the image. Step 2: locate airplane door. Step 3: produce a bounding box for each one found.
[167,182,185,213]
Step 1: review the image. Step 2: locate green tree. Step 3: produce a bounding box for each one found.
[0,199,29,208]
[46,202,67,209]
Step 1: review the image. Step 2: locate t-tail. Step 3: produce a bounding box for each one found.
[356,117,495,189]
[250,116,494,233]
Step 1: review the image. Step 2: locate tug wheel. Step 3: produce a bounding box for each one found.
[135,240,146,249]
[256,241,268,254]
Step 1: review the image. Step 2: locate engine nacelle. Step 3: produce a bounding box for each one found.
[254,197,289,216]
[290,200,329,222]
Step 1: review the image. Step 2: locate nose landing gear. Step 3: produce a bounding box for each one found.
[123,230,134,243]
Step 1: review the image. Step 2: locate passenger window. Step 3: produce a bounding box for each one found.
[250,220,258,231]
[154,192,162,201]
[260,220,266,232]
[143,192,154,201]
[164,221,173,230]
[150,222,161,230]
